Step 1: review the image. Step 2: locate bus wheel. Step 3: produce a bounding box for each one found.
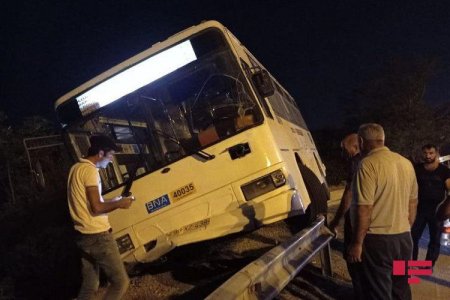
[298,163,328,223]
[285,163,328,233]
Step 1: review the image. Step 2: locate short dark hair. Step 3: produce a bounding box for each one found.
[422,143,438,151]
[87,135,120,156]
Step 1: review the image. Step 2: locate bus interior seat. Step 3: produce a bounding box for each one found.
[235,114,254,130]
[198,125,219,146]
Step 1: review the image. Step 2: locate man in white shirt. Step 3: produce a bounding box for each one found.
[68,135,134,300]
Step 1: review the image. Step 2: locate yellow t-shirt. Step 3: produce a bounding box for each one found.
[67,158,110,234]
[352,147,418,234]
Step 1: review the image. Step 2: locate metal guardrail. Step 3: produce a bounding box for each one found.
[206,215,334,300]
[22,135,65,189]
[23,135,64,171]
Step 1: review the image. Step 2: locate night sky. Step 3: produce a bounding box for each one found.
[2,0,450,129]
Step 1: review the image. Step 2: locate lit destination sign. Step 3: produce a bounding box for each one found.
[76,40,197,116]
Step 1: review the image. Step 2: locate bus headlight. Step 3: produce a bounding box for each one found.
[116,234,135,254]
[241,170,286,201]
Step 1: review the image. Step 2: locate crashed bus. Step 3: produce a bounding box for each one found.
[54,20,329,264]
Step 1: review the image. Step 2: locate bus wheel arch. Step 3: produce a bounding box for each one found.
[294,153,328,223]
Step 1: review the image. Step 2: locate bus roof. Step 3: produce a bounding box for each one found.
[54,20,226,110]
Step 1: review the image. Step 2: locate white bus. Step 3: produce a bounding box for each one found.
[55,20,329,264]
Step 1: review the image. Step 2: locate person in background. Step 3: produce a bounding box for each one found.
[328,133,363,299]
[411,144,450,265]
[347,123,418,300]
[67,135,134,300]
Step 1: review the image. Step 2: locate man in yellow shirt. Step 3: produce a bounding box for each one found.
[68,135,134,300]
[347,123,418,300]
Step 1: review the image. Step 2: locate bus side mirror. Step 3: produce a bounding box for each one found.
[251,70,275,98]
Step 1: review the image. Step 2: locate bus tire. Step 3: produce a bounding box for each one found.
[285,162,328,233]
[297,163,328,223]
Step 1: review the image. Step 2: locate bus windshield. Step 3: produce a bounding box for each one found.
[60,28,263,192]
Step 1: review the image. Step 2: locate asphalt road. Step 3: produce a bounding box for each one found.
[410,223,450,299]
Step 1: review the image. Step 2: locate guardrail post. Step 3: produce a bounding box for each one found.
[319,243,333,277]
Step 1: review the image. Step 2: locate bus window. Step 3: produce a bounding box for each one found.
[190,73,257,140]
[264,79,308,130]
[241,58,274,119]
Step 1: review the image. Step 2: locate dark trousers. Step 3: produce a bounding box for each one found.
[359,232,412,300]
[343,213,364,300]
[411,210,441,265]
[75,232,129,300]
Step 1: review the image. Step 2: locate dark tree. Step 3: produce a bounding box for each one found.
[345,57,450,160]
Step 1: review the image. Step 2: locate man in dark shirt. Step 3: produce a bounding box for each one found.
[411,144,450,266]
[328,133,363,299]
